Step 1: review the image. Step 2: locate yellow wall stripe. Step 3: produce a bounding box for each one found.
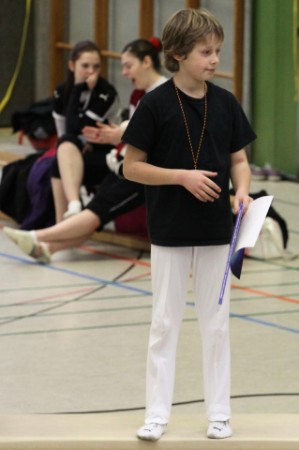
[0,0,32,114]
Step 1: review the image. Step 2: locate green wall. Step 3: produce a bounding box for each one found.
[252,0,298,176]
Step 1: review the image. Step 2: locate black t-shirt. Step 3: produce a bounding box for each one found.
[123,79,256,246]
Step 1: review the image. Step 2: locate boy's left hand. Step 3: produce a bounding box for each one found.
[233,193,253,215]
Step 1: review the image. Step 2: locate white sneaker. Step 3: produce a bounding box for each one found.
[136,423,167,441]
[3,227,51,264]
[207,420,232,439]
[63,200,82,219]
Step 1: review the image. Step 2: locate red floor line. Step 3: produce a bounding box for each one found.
[231,284,299,305]
[122,272,152,283]
[79,245,151,267]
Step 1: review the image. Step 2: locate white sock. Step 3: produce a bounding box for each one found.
[29,230,38,243]
[67,200,82,212]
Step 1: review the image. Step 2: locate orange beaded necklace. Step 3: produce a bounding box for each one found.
[173,79,208,170]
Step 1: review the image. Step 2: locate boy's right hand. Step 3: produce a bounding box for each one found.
[181,170,221,202]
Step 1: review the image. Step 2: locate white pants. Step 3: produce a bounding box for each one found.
[144,244,231,425]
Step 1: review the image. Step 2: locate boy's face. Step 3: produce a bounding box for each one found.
[176,34,222,82]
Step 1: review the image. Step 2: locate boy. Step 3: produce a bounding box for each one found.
[123,8,256,441]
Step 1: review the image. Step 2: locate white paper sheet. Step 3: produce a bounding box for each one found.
[218,195,274,305]
[234,195,274,251]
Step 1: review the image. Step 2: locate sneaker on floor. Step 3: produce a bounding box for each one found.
[250,164,266,181]
[263,164,281,181]
[207,420,232,439]
[3,227,51,264]
[136,423,167,441]
[3,227,27,245]
[63,200,82,219]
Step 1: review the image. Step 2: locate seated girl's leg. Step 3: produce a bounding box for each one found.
[35,209,100,244]
[57,141,84,217]
[3,209,101,262]
[51,177,68,223]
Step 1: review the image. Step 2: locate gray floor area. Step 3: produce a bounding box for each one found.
[0,129,299,426]
[0,176,298,421]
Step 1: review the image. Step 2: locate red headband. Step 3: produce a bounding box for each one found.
[148,37,162,52]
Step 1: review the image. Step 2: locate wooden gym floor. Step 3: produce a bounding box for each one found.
[0,131,298,448]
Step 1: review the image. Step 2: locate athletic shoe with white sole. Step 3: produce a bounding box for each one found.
[136,423,167,441]
[3,227,51,264]
[207,420,232,439]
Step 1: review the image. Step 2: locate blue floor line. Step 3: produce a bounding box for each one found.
[0,251,152,297]
[230,312,299,334]
[1,252,299,336]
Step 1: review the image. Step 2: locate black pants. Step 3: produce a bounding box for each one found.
[86,172,145,230]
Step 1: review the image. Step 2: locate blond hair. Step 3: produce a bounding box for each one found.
[162,9,224,73]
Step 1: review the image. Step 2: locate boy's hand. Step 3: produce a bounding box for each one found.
[182,170,221,202]
[233,192,253,215]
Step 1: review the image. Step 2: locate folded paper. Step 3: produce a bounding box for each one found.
[218,195,273,306]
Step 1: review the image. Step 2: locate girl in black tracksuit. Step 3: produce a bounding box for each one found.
[51,40,120,221]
